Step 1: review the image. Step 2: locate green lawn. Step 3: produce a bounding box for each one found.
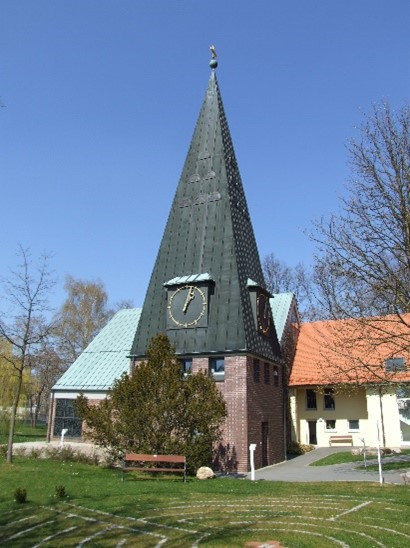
[0,421,47,445]
[1,457,409,547]
[358,461,410,472]
[310,449,410,467]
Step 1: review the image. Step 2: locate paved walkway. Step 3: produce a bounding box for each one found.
[248,447,410,484]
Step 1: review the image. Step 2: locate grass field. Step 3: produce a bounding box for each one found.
[310,450,410,467]
[0,421,47,445]
[1,457,410,546]
[357,461,410,472]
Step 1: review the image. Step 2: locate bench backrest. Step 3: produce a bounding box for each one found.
[124,453,185,463]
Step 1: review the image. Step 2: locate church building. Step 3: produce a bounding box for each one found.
[50,53,286,473]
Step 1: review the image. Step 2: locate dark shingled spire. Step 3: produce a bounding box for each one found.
[131,67,280,360]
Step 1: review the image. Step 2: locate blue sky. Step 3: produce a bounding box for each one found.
[1,1,409,311]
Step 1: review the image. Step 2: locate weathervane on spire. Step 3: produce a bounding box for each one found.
[209,45,218,69]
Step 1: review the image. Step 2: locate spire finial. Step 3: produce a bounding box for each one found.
[209,45,218,69]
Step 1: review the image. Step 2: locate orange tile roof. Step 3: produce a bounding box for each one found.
[289,313,410,386]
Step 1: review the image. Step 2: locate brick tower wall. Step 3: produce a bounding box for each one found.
[247,356,285,470]
[193,355,285,474]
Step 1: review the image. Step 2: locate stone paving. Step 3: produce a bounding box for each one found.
[248,447,410,484]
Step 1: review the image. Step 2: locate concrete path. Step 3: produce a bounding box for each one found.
[248,447,410,485]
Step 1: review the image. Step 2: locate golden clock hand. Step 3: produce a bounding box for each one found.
[182,287,195,313]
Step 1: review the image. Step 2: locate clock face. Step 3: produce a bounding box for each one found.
[256,292,271,335]
[168,285,207,328]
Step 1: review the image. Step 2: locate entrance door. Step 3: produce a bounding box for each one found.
[308,420,317,445]
[261,422,269,467]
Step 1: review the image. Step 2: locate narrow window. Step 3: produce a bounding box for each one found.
[348,419,359,431]
[324,388,335,410]
[209,357,225,381]
[180,358,192,375]
[264,363,270,384]
[253,359,260,383]
[325,419,336,431]
[273,366,279,387]
[306,389,317,410]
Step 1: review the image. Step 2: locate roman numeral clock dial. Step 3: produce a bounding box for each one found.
[167,285,207,328]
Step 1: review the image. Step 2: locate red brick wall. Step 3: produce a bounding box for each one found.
[191,354,285,473]
[247,357,285,470]
[50,356,286,474]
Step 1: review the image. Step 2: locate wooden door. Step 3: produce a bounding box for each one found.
[308,420,317,445]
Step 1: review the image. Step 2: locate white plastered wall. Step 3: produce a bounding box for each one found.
[54,391,107,400]
[292,385,403,448]
[364,386,402,447]
[294,387,368,446]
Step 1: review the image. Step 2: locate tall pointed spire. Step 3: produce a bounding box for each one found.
[131,54,280,360]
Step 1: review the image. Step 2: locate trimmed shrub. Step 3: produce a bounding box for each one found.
[14,487,27,504]
[55,485,67,498]
[287,441,315,455]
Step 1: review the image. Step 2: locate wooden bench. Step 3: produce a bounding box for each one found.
[329,435,353,446]
[122,453,187,482]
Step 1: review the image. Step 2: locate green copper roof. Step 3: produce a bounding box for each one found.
[53,308,141,391]
[131,70,280,360]
[270,293,296,343]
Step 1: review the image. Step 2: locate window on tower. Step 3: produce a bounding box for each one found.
[273,366,279,387]
[253,359,260,383]
[180,358,192,376]
[264,363,270,384]
[209,357,225,381]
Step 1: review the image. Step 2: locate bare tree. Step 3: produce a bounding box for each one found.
[262,253,319,320]
[312,102,410,323]
[308,102,410,431]
[0,247,55,463]
[26,340,64,427]
[54,276,112,366]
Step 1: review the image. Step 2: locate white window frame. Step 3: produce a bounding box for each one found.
[325,419,337,432]
[348,419,360,432]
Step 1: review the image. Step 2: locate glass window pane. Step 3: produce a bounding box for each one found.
[385,357,406,372]
[306,389,317,409]
[54,399,82,437]
[264,363,270,384]
[209,357,225,374]
[180,358,192,373]
[324,389,335,410]
[273,366,279,387]
[253,359,260,383]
